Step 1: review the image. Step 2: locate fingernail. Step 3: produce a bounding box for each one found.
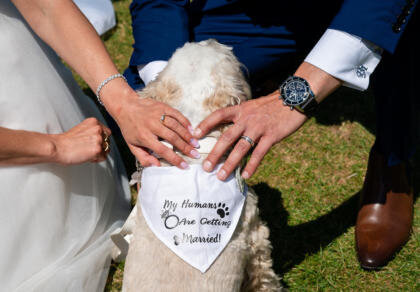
[242,171,250,179]
[180,162,189,169]
[190,149,201,159]
[217,169,227,180]
[193,128,202,137]
[188,125,194,135]
[203,160,212,172]
[190,138,200,148]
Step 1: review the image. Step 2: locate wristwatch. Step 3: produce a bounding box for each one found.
[279,76,318,116]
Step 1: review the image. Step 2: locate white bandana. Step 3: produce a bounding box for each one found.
[138,164,247,273]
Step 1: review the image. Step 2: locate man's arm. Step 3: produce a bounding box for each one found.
[194,62,340,180]
[329,0,418,54]
[124,0,190,89]
[193,0,418,180]
[305,29,382,91]
[305,0,418,92]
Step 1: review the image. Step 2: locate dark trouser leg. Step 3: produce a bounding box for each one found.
[371,16,419,166]
[356,9,418,269]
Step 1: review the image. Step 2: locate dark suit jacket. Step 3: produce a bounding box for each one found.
[124,0,418,90]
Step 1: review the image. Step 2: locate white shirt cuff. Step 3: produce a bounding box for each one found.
[305,29,383,91]
[137,61,168,86]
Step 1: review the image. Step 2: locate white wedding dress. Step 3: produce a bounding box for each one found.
[0,2,130,291]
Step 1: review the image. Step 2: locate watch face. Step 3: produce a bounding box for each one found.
[281,77,310,105]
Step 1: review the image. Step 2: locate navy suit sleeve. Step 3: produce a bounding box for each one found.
[124,0,190,89]
[330,0,418,53]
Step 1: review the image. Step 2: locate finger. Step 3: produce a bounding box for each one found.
[84,117,100,125]
[241,136,273,179]
[90,144,107,163]
[81,118,102,134]
[96,129,110,153]
[216,133,259,180]
[164,106,193,134]
[128,144,160,167]
[92,153,107,163]
[90,131,104,153]
[202,123,245,172]
[101,125,112,137]
[163,116,199,148]
[91,156,107,163]
[147,139,188,169]
[85,123,104,137]
[104,145,111,155]
[102,140,111,153]
[193,106,236,138]
[156,126,200,160]
[97,156,107,162]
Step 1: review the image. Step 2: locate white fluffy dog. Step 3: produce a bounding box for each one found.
[120,40,282,291]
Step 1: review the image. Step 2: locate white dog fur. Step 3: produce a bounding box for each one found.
[121,40,282,291]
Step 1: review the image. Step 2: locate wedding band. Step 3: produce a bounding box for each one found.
[160,114,166,124]
[240,135,255,147]
[102,134,110,152]
[103,141,110,152]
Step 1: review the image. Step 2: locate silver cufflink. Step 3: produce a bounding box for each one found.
[356,65,368,78]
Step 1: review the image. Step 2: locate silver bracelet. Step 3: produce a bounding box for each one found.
[95,73,127,105]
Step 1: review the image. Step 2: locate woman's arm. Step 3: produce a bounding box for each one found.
[0,118,110,166]
[11,0,118,94]
[11,0,198,168]
[0,127,57,165]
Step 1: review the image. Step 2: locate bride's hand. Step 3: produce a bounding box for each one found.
[107,92,200,169]
[50,118,111,165]
[11,0,199,168]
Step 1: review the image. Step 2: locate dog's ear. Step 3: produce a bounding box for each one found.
[136,78,182,108]
[202,41,252,112]
[203,64,251,112]
[203,78,250,112]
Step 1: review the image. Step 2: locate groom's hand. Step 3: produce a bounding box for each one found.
[194,92,307,180]
[193,62,342,180]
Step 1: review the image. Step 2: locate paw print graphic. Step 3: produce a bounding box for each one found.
[216,203,230,218]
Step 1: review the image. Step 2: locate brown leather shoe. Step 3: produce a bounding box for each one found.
[355,148,413,270]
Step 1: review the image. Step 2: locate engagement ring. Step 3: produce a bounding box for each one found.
[160,114,166,124]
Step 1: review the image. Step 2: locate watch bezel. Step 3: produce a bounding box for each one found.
[280,76,311,106]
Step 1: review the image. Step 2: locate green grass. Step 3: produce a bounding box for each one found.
[73,1,419,290]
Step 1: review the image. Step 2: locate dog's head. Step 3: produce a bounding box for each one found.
[138,39,251,128]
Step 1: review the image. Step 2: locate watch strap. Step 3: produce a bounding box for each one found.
[295,88,318,115]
